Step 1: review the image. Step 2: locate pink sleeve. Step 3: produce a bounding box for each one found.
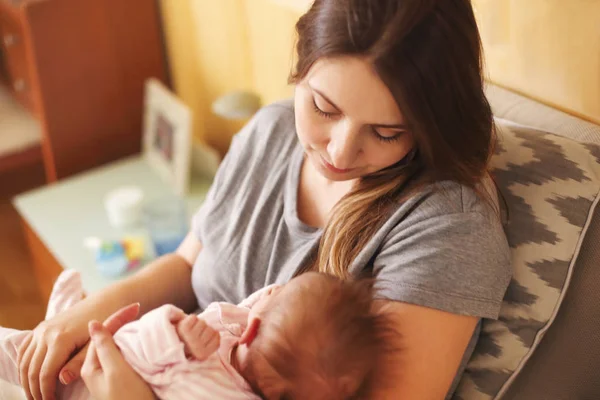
[114,305,188,375]
[114,305,260,400]
[0,328,29,385]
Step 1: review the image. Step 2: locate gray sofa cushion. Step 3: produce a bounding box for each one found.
[484,85,600,143]
[483,85,600,400]
[502,202,600,399]
[453,119,600,400]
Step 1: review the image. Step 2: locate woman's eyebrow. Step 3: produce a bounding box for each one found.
[309,84,343,112]
[371,122,407,130]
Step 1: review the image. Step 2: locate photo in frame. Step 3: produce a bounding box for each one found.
[142,78,192,195]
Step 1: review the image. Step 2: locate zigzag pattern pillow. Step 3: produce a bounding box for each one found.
[454,119,600,399]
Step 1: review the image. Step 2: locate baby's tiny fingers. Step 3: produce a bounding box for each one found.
[204,332,220,354]
[193,318,209,333]
[199,327,219,346]
[176,317,192,337]
[180,315,199,333]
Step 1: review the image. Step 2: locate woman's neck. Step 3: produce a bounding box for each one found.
[297,155,356,227]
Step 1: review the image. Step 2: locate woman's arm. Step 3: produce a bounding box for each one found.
[70,231,202,325]
[81,251,198,320]
[60,231,202,328]
[176,231,203,268]
[56,233,203,371]
[373,300,479,399]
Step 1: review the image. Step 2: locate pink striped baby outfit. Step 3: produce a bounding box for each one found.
[0,270,262,399]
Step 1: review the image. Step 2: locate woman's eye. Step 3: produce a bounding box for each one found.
[372,127,402,143]
[312,99,335,119]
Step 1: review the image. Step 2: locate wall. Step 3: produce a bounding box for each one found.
[160,0,600,157]
[159,0,303,156]
[473,0,600,124]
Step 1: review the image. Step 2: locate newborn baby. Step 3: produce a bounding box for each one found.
[0,270,394,399]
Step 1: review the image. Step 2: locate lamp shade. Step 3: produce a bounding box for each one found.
[211,91,261,120]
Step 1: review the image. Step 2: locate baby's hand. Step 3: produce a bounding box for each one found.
[176,315,220,361]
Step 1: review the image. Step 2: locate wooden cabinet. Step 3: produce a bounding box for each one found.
[0,0,168,180]
[0,5,34,111]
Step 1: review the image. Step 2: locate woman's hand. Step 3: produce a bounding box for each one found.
[17,313,84,400]
[17,236,200,400]
[17,303,140,400]
[81,320,155,400]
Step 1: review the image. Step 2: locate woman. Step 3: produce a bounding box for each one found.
[18,1,512,399]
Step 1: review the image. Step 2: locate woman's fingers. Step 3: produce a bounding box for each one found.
[13,303,141,400]
[27,342,48,400]
[18,337,35,400]
[82,319,156,400]
[80,340,100,379]
[59,342,89,385]
[59,303,139,385]
[16,332,33,385]
[16,332,33,369]
[40,340,78,398]
[88,321,126,375]
[103,303,140,333]
[80,339,104,400]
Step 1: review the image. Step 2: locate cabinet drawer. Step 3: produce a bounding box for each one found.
[0,7,35,113]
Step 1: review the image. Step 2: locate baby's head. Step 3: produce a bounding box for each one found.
[236,272,396,400]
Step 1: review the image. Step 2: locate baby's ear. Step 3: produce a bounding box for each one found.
[239,315,261,345]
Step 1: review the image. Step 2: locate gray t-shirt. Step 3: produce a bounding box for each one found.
[191,101,512,397]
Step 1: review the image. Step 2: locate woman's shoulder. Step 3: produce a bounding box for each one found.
[215,99,299,184]
[370,176,512,319]
[400,175,500,223]
[255,99,295,122]
[232,100,297,154]
[194,100,299,216]
[377,175,510,280]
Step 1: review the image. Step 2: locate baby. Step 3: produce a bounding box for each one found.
[0,270,395,399]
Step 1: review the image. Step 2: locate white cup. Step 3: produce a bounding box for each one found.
[104,186,145,228]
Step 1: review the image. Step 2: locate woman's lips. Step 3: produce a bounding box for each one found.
[320,155,354,174]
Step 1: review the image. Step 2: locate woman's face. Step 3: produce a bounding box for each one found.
[294,56,415,182]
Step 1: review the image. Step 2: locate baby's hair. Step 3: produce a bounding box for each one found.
[242,272,400,400]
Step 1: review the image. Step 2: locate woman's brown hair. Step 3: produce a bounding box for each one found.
[290,0,495,278]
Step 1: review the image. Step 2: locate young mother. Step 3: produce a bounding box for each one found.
[18,1,511,399]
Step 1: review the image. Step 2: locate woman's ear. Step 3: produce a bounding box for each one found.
[239,316,261,345]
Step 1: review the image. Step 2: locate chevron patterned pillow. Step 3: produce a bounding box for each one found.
[454,119,600,400]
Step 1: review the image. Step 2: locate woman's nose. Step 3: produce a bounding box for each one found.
[326,122,361,169]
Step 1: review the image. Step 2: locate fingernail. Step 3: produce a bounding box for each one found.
[59,370,74,385]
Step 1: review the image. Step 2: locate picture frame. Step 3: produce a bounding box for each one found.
[142,78,192,196]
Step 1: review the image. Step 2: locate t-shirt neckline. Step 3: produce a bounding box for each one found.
[284,142,323,237]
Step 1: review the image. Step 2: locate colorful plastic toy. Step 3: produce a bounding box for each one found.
[85,236,145,277]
